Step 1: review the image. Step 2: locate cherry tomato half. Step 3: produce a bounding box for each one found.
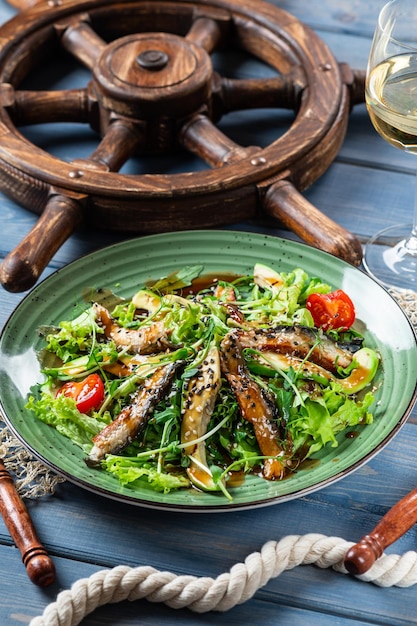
[306,289,355,331]
[57,373,105,413]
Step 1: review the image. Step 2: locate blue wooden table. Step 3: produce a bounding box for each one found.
[1,1,417,624]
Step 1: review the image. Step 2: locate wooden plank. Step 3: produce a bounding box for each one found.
[271,0,384,36]
[1,420,415,624]
[2,481,416,626]
[305,162,414,242]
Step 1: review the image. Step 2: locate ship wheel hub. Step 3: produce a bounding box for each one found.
[93,33,212,118]
[137,49,169,71]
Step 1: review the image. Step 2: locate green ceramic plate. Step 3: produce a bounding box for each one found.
[1,230,416,511]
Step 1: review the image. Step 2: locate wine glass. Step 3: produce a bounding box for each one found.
[364,0,417,290]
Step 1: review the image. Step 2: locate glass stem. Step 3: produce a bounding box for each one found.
[406,169,417,253]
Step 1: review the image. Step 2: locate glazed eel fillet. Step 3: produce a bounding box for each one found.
[86,361,181,466]
[220,325,358,480]
[93,302,175,354]
[234,325,354,373]
[220,331,289,480]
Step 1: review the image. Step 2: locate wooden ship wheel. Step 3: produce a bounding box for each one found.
[0,0,365,292]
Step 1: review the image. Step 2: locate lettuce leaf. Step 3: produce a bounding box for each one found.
[45,307,102,362]
[102,455,190,493]
[288,385,375,457]
[26,392,110,453]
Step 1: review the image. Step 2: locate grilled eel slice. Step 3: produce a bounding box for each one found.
[181,346,222,491]
[93,302,175,354]
[86,361,181,466]
[220,331,289,481]
[233,325,353,374]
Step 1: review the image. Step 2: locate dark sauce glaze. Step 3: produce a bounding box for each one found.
[345,431,359,439]
[180,273,240,297]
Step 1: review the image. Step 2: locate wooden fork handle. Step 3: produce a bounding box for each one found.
[344,486,417,575]
[0,459,55,586]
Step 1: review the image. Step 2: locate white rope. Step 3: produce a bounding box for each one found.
[29,533,417,626]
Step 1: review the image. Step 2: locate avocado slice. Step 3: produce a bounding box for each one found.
[131,289,162,314]
[253,263,284,293]
[248,347,380,394]
[337,347,380,393]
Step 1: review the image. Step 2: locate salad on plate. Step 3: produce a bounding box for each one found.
[26,263,380,500]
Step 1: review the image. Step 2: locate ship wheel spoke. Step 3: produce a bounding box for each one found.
[57,18,107,70]
[185,15,225,53]
[1,86,90,125]
[84,117,146,172]
[180,112,259,167]
[216,71,305,114]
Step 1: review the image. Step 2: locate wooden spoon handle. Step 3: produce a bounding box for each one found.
[0,459,55,586]
[344,486,417,575]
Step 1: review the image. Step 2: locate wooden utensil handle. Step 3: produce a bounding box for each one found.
[344,486,417,575]
[0,460,55,587]
[0,192,83,293]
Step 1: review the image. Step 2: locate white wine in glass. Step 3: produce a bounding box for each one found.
[364,0,417,290]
